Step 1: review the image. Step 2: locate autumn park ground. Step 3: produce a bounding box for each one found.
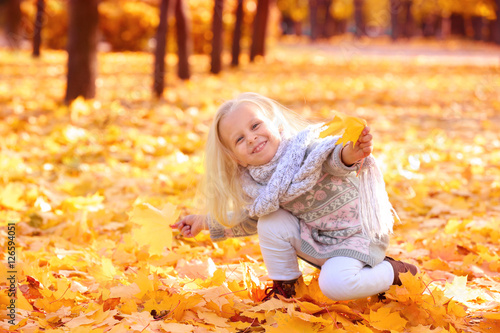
[1,37,500,332]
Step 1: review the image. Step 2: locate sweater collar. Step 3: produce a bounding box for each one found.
[246,136,290,184]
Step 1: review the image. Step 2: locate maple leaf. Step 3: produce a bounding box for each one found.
[0,182,26,210]
[129,202,179,256]
[319,110,367,146]
[262,311,321,333]
[367,306,408,332]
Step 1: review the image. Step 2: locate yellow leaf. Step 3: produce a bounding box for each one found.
[483,312,500,320]
[17,290,34,311]
[109,283,141,299]
[134,270,155,299]
[319,110,367,146]
[295,300,324,314]
[368,306,407,332]
[407,325,447,332]
[129,202,179,256]
[0,183,26,210]
[263,311,321,333]
[448,301,467,318]
[160,322,196,333]
[197,310,231,328]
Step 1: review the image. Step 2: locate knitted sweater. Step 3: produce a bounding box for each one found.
[208,143,389,267]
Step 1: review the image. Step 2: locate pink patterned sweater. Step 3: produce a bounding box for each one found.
[209,144,389,267]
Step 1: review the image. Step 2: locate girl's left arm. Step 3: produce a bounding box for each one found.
[323,127,374,176]
[340,127,373,166]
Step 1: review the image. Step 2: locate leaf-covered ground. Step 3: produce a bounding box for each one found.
[1,38,500,332]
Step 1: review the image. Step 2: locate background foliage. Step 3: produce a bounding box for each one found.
[0,38,499,331]
[16,0,499,53]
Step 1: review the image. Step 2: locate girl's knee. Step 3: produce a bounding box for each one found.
[318,273,357,301]
[318,258,363,301]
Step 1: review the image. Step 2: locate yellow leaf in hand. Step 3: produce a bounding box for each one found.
[319,110,367,146]
[130,203,179,256]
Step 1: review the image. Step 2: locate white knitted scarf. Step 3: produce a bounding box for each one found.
[241,126,396,241]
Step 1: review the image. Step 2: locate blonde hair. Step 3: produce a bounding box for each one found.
[203,92,309,227]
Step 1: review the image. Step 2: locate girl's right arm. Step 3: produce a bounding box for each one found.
[171,215,208,238]
[172,213,258,241]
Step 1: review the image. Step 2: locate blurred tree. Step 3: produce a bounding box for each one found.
[471,15,484,40]
[99,1,158,52]
[65,0,99,104]
[153,0,170,97]
[450,13,466,36]
[175,0,192,79]
[33,0,44,57]
[309,0,335,40]
[231,0,243,67]
[391,0,414,40]
[322,0,335,38]
[250,0,269,61]
[277,0,308,36]
[4,0,22,48]
[210,0,223,73]
[390,0,400,40]
[309,0,319,40]
[494,0,500,44]
[353,0,365,38]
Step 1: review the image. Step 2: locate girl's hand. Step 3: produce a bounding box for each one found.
[171,214,208,238]
[341,126,373,166]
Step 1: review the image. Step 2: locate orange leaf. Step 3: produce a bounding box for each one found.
[367,306,408,332]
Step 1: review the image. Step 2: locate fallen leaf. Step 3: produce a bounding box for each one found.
[129,202,179,255]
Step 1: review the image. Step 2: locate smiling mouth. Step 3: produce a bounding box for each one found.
[252,141,267,154]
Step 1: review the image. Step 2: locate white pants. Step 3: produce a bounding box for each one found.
[258,209,394,301]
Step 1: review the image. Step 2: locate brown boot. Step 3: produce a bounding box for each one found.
[262,278,298,301]
[384,256,418,286]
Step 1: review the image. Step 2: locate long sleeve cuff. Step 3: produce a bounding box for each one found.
[207,214,259,242]
[323,144,360,176]
[207,215,228,241]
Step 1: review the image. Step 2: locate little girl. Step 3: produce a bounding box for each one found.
[173,92,417,301]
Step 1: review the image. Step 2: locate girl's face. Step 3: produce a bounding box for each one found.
[219,104,281,167]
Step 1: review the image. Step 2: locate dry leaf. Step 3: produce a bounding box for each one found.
[319,110,367,146]
[129,202,179,255]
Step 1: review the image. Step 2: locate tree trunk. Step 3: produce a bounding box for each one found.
[33,0,45,57]
[450,13,466,36]
[390,0,401,40]
[250,0,269,61]
[309,0,319,41]
[493,0,500,44]
[323,0,335,38]
[402,0,413,38]
[175,0,191,79]
[353,0,364,38]
[153,0,169,98]
[210,0,224,74]
[65,0,99,105]
[333,18,347,35]
[231,0,243,67]
[294,21,303,36]
[441,16,451,39]
[471,15,484,41]
[5,0,22,48]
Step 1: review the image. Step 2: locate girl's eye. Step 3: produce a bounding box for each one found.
[252,123,260,129]
[236,137,243,144]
